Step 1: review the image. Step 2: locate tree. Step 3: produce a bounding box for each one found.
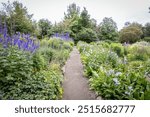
[90,18,97,31]
[98,17,118,41]
[12,1,34,34]
[119,24,143,43]
[69,17,81,39]
[77,28,98,43]
[38,19,52,38]
[64,3,80,19]
[143,23,150,37]
[74,7,98,43]
[0,1,35,35]
[79,7,91,28]
[63,4,98,43]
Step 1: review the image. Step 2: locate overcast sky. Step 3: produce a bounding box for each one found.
[0,0,150,30]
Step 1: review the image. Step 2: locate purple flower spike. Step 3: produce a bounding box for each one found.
[0,20,40,52]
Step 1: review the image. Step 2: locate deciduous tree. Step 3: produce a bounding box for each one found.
[38,19,52,38]
[119,24,143,43]
[98,17,118,41]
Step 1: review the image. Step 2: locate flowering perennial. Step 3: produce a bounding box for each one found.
[0,21,40,53]
[52,33,73,41]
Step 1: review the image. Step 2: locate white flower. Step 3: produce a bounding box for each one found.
[115,72,122,76]
[113,78,120,85]
[107,69,114,76]
[125,91,130,95]
[128,86,133,91]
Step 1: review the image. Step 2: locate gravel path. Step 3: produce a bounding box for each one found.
[62,47,96,100]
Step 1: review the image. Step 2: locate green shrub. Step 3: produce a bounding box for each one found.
[63,42,72,51]
[78,43,120,77]
[47,38,64,50]
[110,43,125,57]
[96,41,110,48]
[143,37,150,42]
[78,41,150,100]
[119,25,143,43]
[69,41,74,47]
[0,38,71,99]
[127,45,150,61]
[52,49,70,66]
[77,28,98,43]
[0,47,33,83]
[90,66,150,100]
[107,51,120,67]
[38,46,53,63]
[0,68,63,100]
[31,52,46,71]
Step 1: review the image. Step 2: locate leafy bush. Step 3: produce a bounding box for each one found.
[78,42,120,77]
[78,41,150,100]
[96,41,110,48]
[31,52,46,71]
[127,43,150,61]
[77,28,98,43]
[0,46,63,99]
[52,49,70,67]
[0,47,33,83]
[90,65,150,100]
[143,37,150,42]
[40,38,73,66]
[38,46,53,64]
[0,19,73,99]
[119,25,143,43]
[110,43,125,57]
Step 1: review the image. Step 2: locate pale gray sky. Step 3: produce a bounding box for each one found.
[0,0,150,30]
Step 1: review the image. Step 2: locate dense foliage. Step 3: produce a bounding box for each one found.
[1,1,150,100]
[78,41,150,100]
[119,23,143,43]
[1,1,150,43]
[77,28,98,43]
[0,22,73,99]
[38,19,52,38]
[98,17,118,41]
[0,1,35,35]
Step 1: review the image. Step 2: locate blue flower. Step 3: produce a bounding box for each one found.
[113,78,120,86]
[0,20,40,52]
[0,37,3,43]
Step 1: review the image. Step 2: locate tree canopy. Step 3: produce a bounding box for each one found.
[64,3,80,19]
[98,17,118,41]
[38,19,52,38]
[0,1,34,35]
[0,1,149,43]
[119,23,143,43]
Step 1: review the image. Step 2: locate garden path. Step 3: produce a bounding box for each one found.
[62,47,96,100]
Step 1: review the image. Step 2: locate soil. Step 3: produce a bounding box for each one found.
[62,47,96,100]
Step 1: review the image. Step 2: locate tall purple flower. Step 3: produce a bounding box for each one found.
[3,22,7,39]
[0,18,2,34]
[0,20,40,52]
[52,32,73,41]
